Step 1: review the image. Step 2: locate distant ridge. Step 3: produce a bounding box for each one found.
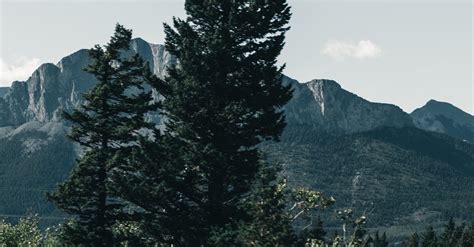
[283,76,413,134]
[411,99,474,142]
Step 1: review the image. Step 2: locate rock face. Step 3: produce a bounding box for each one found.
[411,100,474,142]
[0,37,414,134]
[0,39,173,127]
[0,87,8,98]
[283,77,414,134]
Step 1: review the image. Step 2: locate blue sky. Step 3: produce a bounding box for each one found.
[0,0,472,114]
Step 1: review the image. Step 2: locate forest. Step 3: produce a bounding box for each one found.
[1,0,473,246]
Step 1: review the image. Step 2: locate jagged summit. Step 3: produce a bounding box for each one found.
[0,39,173,127]
[283,77,413,134]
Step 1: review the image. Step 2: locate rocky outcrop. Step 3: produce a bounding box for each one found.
[411,100,474,142]
[0,39,173,127]
[0,38,420,136]
[284,77,414,134]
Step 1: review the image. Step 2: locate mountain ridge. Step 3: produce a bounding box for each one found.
[411,99,474,142]
[0,38,473,236]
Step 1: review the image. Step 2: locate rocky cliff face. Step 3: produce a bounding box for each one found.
[0,38,417,135]
[0,39,172,127]
[283,77,413,134]
[411,100,474,142]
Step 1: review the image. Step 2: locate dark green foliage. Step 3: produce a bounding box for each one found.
[266,126,474,229]
[47,24,160,245]
[296,216,326,246]
[439,217,464,247]
[405,232,420,247]
[403,220,474,247]
[460,221,474,246]
[208,163,295,246]
[133,0,293,245]
[421,226,438,247]
[0,127,75,224]
[376,232,389,247]
[0,215,43,246]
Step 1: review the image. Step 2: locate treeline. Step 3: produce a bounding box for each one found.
[404,219,474,247]
[2,215,474,246]
[0,130,74,218]
[268,127,474,228]
[2,0,473,246]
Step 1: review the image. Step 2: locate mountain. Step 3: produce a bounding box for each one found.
[0,38,173,128]
[411,99,474,142]
[0,38,174,223]
[267,126,474,239]
[283,77,413,135]
[0,87,8,98]
[0,121,74,225]
[0,38,473,239]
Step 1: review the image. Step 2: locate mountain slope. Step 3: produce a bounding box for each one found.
[266,126,474,236]
[0,87,8,98]
[0,38,472,236]
[0,38,172,128]
[411,100,474,142]
[0,122,75,224]
[283,77,413,135]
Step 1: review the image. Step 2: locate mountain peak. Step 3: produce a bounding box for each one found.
[411,99,474,142]
[307,79,342,88]
[0,38,174,127]
[283,77,413,134]
[425,99,456,108]
[416,99,473,120]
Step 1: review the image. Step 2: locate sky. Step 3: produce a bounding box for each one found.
[0,0,472,114]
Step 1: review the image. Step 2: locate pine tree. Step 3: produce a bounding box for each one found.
[380,232,389,247]
[374,231,381,246]
[421,226,438,247]
[460,221,474,247]
[138,0,293,245]
[440,217,457,247]
[405,232,419,247]
[48,24,160,245]
[365,235,374,247]
[208,163,295,246]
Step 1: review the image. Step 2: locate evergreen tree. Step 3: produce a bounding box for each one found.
[208,163,295,246]
[460,221,474,247]
[380,232,389,247]
[421,226,438,247]
[440,217,457,247]
[48,24,159,245]
[374,231,381,246]
[137,0,293,244]
[405,232,419,247]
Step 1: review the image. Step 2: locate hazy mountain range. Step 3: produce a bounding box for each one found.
[0,38,472,238]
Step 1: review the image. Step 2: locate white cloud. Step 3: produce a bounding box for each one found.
[321,40,382,61]
[0,57,41,87]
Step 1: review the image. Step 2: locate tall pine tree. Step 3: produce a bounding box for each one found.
[130,0,292,245]
[48,24,160,246]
